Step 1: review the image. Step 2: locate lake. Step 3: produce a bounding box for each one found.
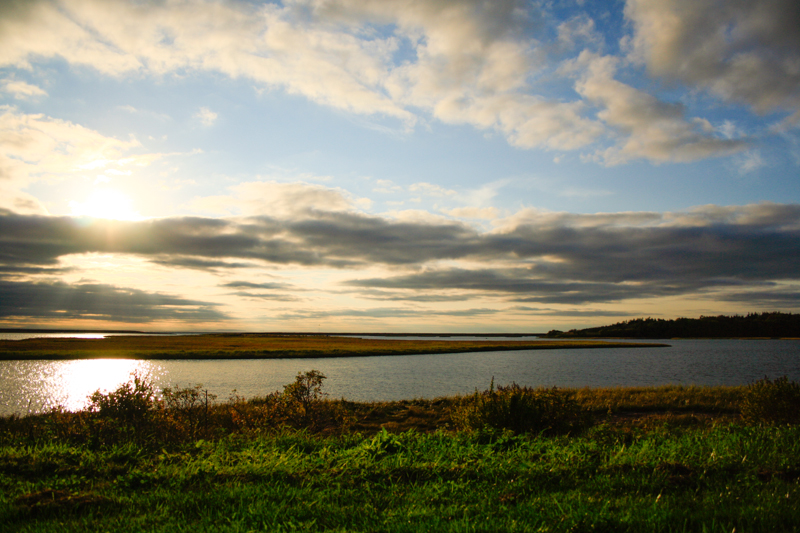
[1,336,798,416]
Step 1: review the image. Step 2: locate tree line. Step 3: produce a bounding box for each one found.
[544,312,800,339]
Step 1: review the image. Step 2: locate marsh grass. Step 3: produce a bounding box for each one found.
[570,384,745,414]
[0,334,666,360]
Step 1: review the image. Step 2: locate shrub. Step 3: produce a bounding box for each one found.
[282,370,327,410]
[159,384,218,440]
[86,372,158,445]
[87,372,155,427]
[741,375,800,425]
[451,379,591,435]
[222,370,352,434]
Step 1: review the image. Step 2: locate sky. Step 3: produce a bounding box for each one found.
[1,0,799,333]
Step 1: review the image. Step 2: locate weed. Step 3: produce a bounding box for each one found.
[741,376,800,425]
[451,379,592,435]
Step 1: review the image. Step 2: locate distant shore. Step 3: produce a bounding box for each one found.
[0,334,667,360]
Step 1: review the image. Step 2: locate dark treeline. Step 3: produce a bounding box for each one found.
[545,312,800,339]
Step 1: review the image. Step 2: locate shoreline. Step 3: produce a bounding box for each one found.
[0,334,668,360]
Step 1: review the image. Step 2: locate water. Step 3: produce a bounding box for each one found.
[1,336,798,416]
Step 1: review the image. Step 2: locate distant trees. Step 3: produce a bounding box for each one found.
[544,312,800,339]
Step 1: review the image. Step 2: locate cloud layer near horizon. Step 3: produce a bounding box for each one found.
[2,200,798,324]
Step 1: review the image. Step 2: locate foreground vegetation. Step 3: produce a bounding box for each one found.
[545,311,800,339]
[0,334,665,360]
[1,374,798,532]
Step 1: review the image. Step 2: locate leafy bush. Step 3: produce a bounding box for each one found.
[222,370,352,434]
[159,384,218,440]
[741,376,800,425]
[282,370,327,410]
[86,372,158,445]
[452,379,591,435]
[87,373,155,426]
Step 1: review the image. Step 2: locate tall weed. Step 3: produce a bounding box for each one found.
[451,380,591,435]
[741,375,800,425]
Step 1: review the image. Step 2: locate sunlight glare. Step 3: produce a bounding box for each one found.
[69,188,141,220]
[54,360,163,412]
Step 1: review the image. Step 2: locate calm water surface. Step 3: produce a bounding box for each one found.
[1,336,798,416]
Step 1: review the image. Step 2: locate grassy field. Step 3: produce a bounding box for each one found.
[0,334,666,360]
[1,373,798,532]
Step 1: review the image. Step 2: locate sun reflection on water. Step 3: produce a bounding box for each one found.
[29,359,167,413]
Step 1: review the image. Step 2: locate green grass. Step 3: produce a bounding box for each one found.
[2,425,799,532]
[1,374,798,532]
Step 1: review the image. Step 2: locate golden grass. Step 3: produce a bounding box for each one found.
[0,333,667,360]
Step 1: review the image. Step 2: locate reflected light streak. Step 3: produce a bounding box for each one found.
[42,359,166,412]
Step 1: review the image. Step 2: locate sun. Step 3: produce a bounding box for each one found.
[69,188,141,220]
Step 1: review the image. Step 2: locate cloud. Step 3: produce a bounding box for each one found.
[190,180,365,217]
[353,289,473,302]
[149,256,254,271]
[444,206,499,220]
[625,0,800,118]
[1,202,799,308]
[735,150,766,174]
[0,279,227,323]
[570,52,749,164]
[714,289,800,306]
[220,280,300,301]
[1,79,47,99]
[222,281,293,290]
[277,306,500,320]
[409,182,457,197]
[0,106,141,187]
[511,306,639,318]
[1,0,784,164]
[345,268,694,305]
[195,107,218,127]
[0,0,414,123]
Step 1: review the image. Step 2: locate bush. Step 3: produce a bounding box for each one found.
[222,370,352,434]
[741,376,800,425]
[282,370,327,411]
[87,372,155,427]
[86,372,158,445]
[452,379,591,435]
[159,384,218,440]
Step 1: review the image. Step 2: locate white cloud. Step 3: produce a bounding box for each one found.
[444,206,499,220]
[190,179,365,218]
[0,186,48,215]
[0,0,602,153]
[372,179,402,194]
[0,0,790,165]
[1,79,47,99]
[409,182,457,197]
[736,150,765,174]
[195,107,218,127]
[0,106,141,186]
[556,13,601,53]
[571,52,749,164]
